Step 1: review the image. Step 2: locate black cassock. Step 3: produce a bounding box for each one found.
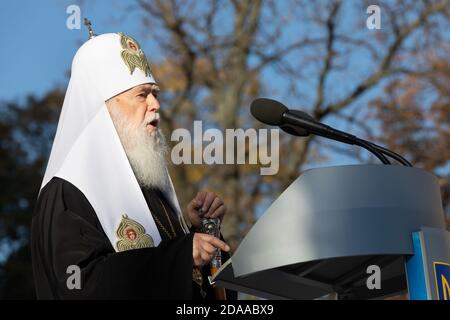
[31,177,234,299]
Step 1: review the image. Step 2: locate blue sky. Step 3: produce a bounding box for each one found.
[0,0,447,260]
[0,0,148,103]
[0,0,447,275]
[0,0,395,169]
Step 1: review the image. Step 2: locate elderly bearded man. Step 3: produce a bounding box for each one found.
[31,31,234,300]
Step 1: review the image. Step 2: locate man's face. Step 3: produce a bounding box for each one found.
[106,83,161,135]
[105,83,170,190]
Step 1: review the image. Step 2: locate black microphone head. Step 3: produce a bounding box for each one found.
[250,98,288,126]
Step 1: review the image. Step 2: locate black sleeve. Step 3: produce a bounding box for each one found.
[31,178,194,299]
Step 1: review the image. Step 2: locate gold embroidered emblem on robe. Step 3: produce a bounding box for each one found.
[116,214,154,251]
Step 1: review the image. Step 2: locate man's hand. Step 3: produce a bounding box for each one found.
[193,233,230,267]
[187,191,226,229]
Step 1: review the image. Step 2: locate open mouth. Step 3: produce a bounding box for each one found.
[147,118,159,129]
[146,112,160,130]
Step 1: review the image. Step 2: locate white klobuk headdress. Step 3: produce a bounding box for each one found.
[41,30,189,251]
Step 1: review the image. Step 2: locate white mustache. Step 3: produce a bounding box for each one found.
[145,112,160,126]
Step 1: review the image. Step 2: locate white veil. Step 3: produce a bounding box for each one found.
[41,33,189,251]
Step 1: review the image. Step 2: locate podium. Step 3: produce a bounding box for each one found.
[213,165,450,299]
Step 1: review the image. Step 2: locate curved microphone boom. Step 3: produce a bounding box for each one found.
[250,98,412,166]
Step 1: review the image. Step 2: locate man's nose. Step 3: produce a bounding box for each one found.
[146,94,160,112]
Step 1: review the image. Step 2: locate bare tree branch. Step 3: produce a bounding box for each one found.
[313,1,341,112]
[317,0,449,119]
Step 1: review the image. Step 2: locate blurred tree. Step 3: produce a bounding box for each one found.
[372,55,450,218]
[0,89,63,298]
[0,0,449,298]
[133,0,450,246]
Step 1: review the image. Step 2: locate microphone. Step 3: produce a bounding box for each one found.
[251,98,359,144]
[250,98,412,166]
[250,98,286,125]
[249,98,310,137]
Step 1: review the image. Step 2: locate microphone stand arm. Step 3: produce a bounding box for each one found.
[283,113,392,165]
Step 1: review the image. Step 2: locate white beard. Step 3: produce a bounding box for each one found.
[109,107,170,192]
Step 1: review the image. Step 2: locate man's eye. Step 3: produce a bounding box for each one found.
[138,93,147,98]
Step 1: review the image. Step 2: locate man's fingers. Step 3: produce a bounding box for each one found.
[193,192,207,215]
[194,257,203,267]
[197,233,229,251]
[187,198,203,212]
[201,251,212,263]
[201,242,216,255]
[193,233,230,266]
[187,199,197,211]
[195,191,207,204]
[202,192,215,213]
[205,235,230,252]
[193,247,200,261]
[210,204,225,219]
[206,197,222,217]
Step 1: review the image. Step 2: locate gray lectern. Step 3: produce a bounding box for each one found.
[212,165,450,300]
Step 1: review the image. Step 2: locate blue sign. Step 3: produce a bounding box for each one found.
[434,262,450,300]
